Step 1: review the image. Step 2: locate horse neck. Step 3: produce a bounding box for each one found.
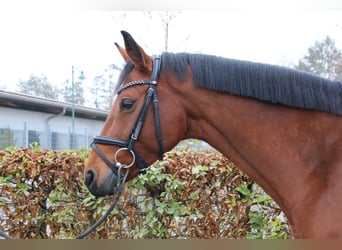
[172,80,336,222]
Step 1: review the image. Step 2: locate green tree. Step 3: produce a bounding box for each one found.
[17,74,59,99]
[295,36,342,81]
[60,79,85,105]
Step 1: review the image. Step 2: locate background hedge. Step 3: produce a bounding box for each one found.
[0,145,290,239]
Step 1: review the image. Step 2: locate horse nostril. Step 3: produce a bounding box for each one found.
[85,169,96,187]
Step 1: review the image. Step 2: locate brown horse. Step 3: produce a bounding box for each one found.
[84,31,342,238]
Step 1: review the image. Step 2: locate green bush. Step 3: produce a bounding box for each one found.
[0,146,290,239]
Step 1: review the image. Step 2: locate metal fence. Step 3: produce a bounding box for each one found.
[0,119,216,151]
[0,121,97,150]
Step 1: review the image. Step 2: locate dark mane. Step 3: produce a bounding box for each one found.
[161,52,342,115]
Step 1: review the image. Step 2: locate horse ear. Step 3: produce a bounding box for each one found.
[120,30,152,70]
[114,42,130,62]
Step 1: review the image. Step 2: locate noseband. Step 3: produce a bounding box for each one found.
[90,55,164,189]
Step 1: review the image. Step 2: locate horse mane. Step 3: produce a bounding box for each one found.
[161,52,342,115]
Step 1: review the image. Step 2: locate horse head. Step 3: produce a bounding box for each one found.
[84,31,187,196]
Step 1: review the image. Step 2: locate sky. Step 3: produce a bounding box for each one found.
[0,1,341,94]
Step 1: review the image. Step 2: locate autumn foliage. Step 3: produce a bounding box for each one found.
[0,145,290,239]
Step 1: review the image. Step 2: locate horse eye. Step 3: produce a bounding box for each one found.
[120,99,135,110]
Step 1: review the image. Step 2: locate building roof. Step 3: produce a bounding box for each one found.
[0,90,108,121]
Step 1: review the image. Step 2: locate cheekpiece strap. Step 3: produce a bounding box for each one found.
[150,55,161,83]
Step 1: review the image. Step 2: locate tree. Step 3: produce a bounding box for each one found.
[294,36,342,81]
[159,11,180,52]
[144,11,181,52]
[17,74,59,99]
[89,63,121,110]
[109,11,181,52]
[60,79,85,105]
[90,75,106,109]
[105,63,121,107]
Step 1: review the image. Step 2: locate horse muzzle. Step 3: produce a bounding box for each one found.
[85,142,143,196]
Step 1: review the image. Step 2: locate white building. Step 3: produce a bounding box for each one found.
[0,90,108,150]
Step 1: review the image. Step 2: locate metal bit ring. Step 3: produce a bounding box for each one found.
[114,148,136,168]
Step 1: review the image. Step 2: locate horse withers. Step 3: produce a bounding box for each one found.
[84,31,342,238]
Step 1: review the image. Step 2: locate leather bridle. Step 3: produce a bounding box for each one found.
[90,55,164,190]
